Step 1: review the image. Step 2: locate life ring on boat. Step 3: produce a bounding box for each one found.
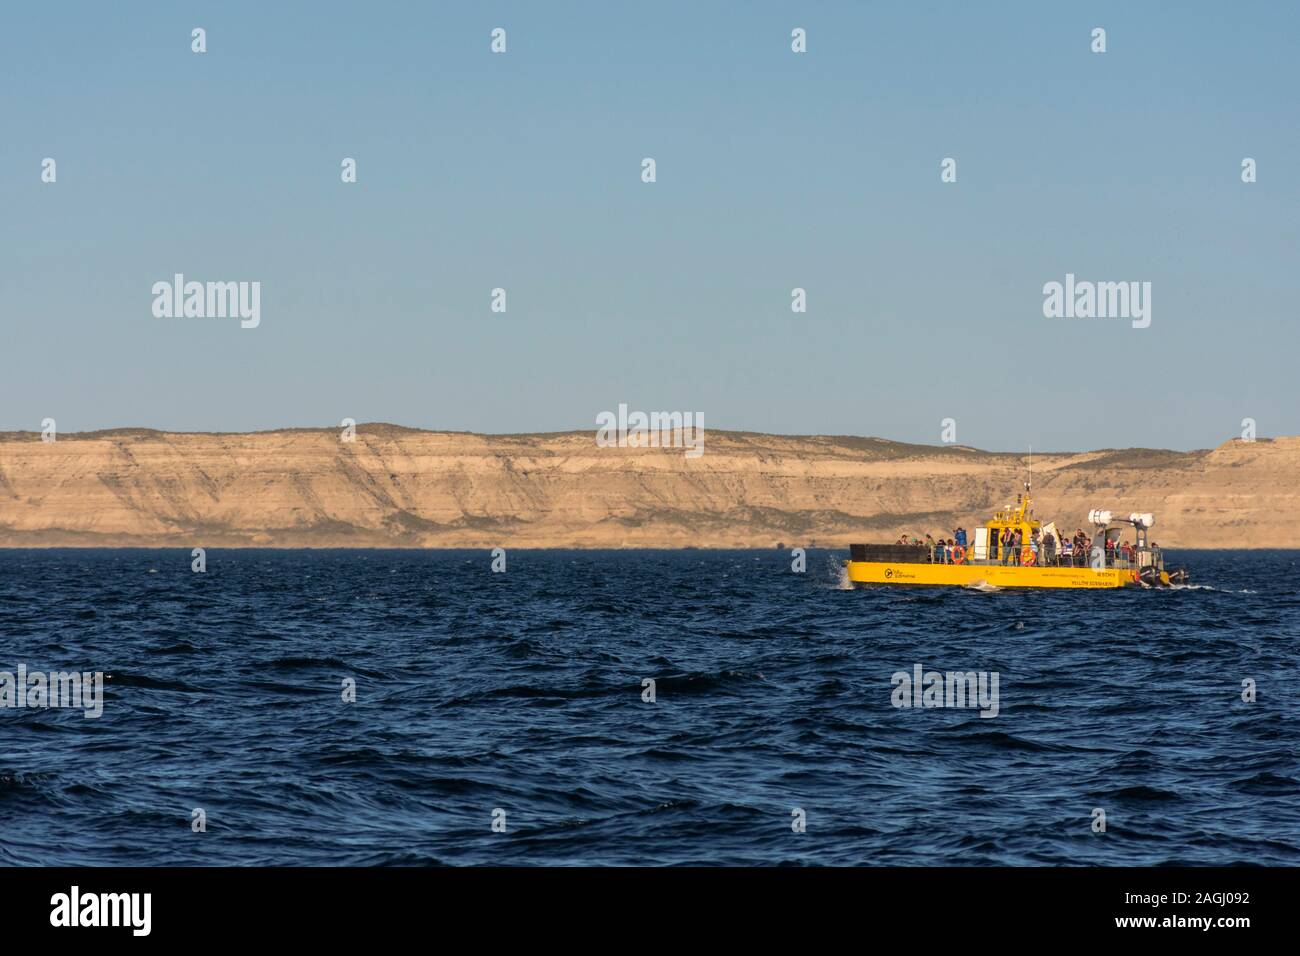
[951,545,966,564]
[1021,547,1036,566]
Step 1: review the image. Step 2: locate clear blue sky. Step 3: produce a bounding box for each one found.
[2,1,1296,451]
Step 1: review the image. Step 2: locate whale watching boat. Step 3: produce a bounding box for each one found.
[845,484,1189,589]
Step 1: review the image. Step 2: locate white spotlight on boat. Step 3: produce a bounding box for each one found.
[1088,509,1112,526]
[1129,512,1154,528]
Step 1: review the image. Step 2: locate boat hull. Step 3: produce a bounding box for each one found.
[845,560,1135,589]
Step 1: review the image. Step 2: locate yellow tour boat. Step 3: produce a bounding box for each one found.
[844,484,1188,590]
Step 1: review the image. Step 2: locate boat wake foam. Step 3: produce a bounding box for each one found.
[1168,583,1255,594]
[961,580,1002,592]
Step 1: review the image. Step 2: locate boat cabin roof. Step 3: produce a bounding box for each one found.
[985,491,1040,535]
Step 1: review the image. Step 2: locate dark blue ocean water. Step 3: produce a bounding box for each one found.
[1,549,1298,866]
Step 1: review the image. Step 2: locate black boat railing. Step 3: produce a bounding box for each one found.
[857,541,1161,571]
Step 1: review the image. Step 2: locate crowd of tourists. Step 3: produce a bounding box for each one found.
[896,526,1142,567]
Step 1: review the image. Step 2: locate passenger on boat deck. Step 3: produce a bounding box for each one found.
[934,537,946,564]
[1043,531,1056,564]
[999,527,1013,565]
[947,538,956,563]
[954,526,967,548]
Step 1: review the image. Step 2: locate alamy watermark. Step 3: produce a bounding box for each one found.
[596,404,704,458]
[1,665,104,718]
[1043,273,1150,329]
[891,664,999,718]
[152,274,261,328]
[50,886,150,936]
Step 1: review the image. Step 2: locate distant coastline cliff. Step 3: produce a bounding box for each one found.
[0,426,1293,548]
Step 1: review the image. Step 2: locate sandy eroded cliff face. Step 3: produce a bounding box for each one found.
[0,426,1292,548]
